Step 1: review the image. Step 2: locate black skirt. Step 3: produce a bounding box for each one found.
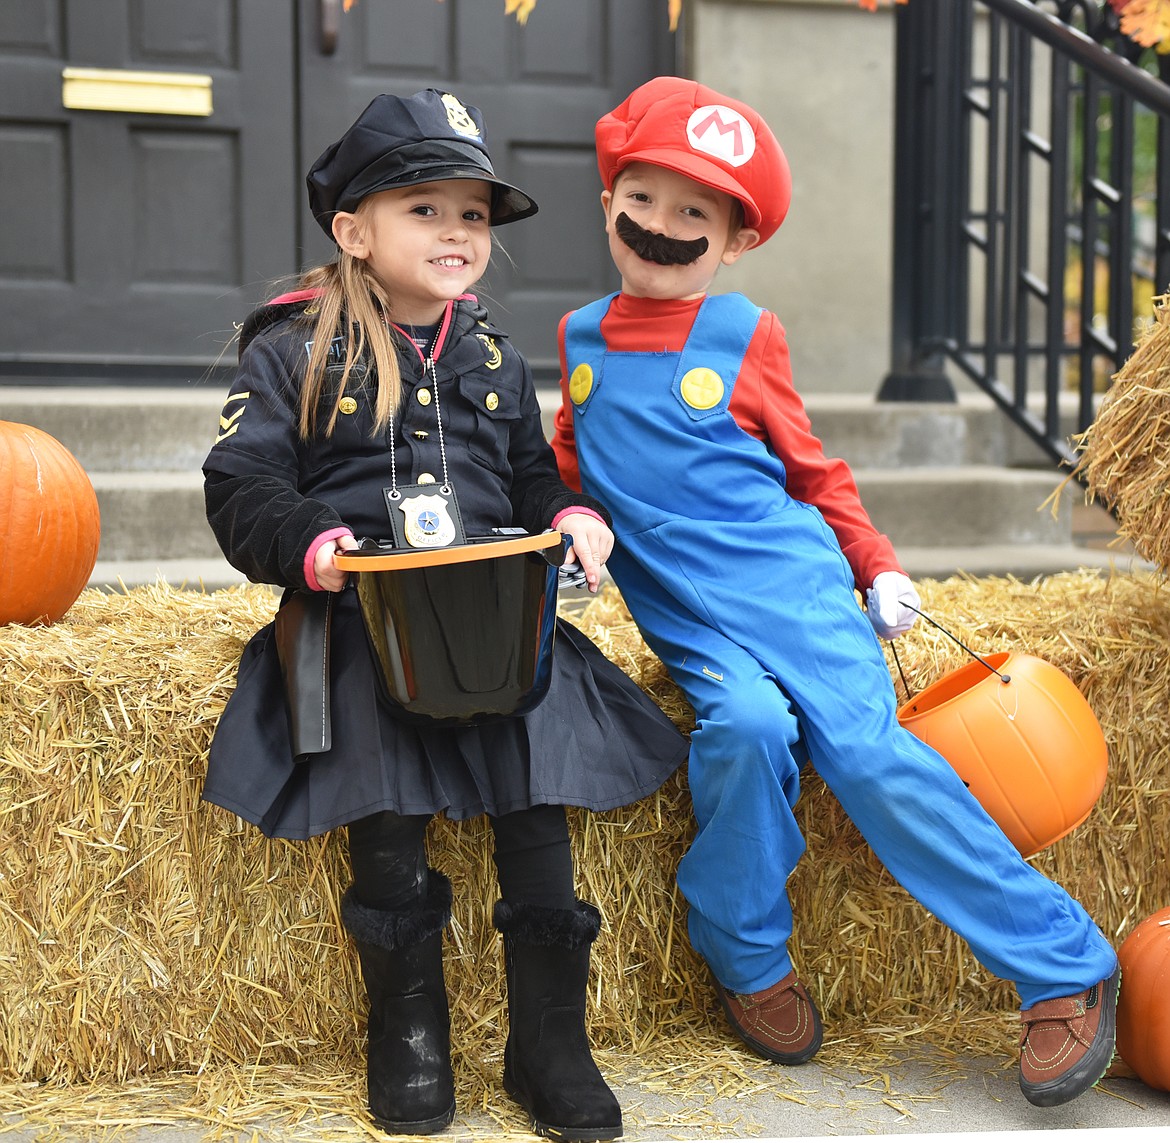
[202,592,688,839]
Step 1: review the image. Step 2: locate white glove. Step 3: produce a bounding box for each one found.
[865,571,921,639]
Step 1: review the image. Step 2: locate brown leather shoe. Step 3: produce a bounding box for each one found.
[1019,965,1120,1107]
[712,970,823,1064]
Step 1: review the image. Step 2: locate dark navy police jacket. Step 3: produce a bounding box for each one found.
[204,293,609,590]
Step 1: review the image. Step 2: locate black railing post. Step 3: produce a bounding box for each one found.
[881,0,1170,465]
[879,0,957,401]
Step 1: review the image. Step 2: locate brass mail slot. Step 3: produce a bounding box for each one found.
[62,67,213,117]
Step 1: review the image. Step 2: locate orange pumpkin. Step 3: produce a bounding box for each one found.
[0,420,101,626]
[897,652,1108,857]
[1117,907,1170,1091]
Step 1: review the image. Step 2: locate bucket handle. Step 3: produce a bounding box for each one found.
[544,531,573,569]
[890,603,1011,702]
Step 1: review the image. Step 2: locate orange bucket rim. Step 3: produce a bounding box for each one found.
[896,649,1017,724]
[335,530,563,572]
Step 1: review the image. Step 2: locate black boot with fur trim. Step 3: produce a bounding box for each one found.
[494,899,622,1142]
[341,871,456,1135]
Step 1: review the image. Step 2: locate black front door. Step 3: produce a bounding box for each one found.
[0,0,672,382]
[0,0,296,376]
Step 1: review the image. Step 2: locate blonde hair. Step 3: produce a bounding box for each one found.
[294,204,403,440]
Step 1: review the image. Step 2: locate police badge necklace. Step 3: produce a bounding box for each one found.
[384,316,466,549]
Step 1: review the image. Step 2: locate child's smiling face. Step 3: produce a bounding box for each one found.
[601,162,758,301]
[331,178,494,325]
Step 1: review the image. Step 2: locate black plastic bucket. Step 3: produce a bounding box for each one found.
[335,532,567,725]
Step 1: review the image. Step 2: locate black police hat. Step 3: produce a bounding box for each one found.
[306,89,538,238]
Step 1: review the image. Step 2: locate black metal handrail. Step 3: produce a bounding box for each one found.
[882,0,1170,469]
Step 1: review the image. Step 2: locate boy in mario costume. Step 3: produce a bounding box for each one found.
[551,75,1119,1107]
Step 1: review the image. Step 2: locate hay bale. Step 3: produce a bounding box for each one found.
[2,572,1167,1112]
[1077,291,1170,571]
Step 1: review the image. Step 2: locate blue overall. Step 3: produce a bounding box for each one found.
[564,293,1115,1003]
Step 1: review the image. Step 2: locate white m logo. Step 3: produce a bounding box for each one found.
[686,104,756,168]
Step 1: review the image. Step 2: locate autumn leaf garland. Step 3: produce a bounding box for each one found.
[1110,0,1170,51]
[344,0,905,31]
[342,1,1170,52]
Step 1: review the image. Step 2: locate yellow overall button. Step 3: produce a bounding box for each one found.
[679,368,724,410]
[338,396,357,415]
[569,363,593,405]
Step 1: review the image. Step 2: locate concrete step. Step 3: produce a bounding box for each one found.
[90,472,219,561]
[90,557,250,594]
[0,386,222,472]
[3,384,1134,594]
[1,387,1059,474]
[85,462,1071,566]
[3,386,1057,476]
[799,394,1057,469]
[895,543,1151,581]
[854,465,1070,548]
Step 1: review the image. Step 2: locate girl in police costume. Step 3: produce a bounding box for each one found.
[202,89,685,1142]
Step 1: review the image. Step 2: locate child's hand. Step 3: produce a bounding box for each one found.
[865,571,921,639]
[557,513,614,594]
[315,534,359,592]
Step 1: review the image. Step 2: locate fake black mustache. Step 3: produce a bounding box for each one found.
[615,212,709,266]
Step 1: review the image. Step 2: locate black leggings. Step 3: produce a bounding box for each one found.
[347,804,575,913]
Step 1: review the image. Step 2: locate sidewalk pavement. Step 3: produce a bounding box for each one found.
[4,1049,1170,1141]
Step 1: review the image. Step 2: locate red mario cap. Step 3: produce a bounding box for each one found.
[596,76,791,246]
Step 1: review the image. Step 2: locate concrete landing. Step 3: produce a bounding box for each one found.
[3,1050,1168,1140]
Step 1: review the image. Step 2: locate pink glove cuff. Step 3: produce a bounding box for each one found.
[304,527,354,591]
[551,506,606,531]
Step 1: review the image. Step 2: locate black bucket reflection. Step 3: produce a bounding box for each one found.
[336,532,567,725]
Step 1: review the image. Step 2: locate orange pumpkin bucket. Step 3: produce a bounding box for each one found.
[896,649,1108,858]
